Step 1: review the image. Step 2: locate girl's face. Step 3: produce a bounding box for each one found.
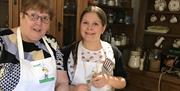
[20,9,50,43]
[80,12,106,42]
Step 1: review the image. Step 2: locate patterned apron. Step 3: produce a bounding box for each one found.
[71,41,114,91]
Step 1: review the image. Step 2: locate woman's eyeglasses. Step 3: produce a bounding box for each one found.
[24,12,50,24]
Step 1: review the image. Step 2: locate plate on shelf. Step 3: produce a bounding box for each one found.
[168,0,180,11]
[145,26,169,33]
[154,0,167,11]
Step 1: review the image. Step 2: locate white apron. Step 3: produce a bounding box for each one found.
[13,28,56,91]
[71,41,115,91]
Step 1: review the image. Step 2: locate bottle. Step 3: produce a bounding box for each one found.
[115,0,119,6]
[101,31,108,42]
[108,13,114,24]
[115,35,121,46]
[107,28,112,43]
[111,37,115,45]
[139,58,144,71]
[121,33,127,46]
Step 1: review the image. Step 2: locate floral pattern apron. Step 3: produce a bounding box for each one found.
[71,41,114,91]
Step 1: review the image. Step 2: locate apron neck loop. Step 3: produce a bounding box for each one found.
[17,27,24,60]
[16,27,55,61]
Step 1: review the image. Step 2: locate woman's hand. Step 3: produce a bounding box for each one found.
[73,84,90,91]
[91,74,109,88]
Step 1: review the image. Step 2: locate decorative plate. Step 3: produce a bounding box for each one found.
[154,0,167,11]
[168,0,180,11]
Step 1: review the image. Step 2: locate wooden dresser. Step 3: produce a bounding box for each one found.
[124,67,180,91]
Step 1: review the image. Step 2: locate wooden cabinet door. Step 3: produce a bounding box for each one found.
[75,0,88,42]
[53,0,88,46]
[1,0,88,46]
[0,0,20,30]
[161,81,180,91]
[9,0,20,28]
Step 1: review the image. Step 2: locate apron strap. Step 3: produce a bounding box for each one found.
[17,27,24,60]
[42,36,55,60]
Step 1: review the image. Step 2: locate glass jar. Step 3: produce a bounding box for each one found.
[128,51,141,68]
[148,49,161,72]
[115,35,121,46]
[93,0,99,5]
[107,0,115,6]
[121,33,127,46]
[108,13,114,24]
[101,0,107,5]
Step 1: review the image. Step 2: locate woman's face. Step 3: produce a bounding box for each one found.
[80,12,106,42]
[20,9,50,43]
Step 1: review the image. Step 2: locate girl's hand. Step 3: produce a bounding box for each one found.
[73,84,90,91]
[91,74,109,88]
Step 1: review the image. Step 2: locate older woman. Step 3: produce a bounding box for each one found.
[0,0,69,91]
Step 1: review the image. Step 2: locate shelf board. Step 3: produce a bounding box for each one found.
[109,23,134,27]
[144,32,180,38]
[146,10,180,15]
[64,13,76,17]
[88,0,132,8]
[88,3,132,10]
[117,45,132,50]
[99,4,132,9]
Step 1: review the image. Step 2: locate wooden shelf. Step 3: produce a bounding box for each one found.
[146,10,180,15]
[137,0,180,53]
[90,0,135,49]
[117,45,131,50]
[96,4,133,10]
[64,13,76,17]
[109,23,134,27]
[144,32,180,38]
[88,0,132,8]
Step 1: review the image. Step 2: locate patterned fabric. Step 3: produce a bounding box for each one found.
[0,29,64,91]
[81,46,105,63]
[67,41,111,82]
[0,63,20,91]
[61,41,128,84]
